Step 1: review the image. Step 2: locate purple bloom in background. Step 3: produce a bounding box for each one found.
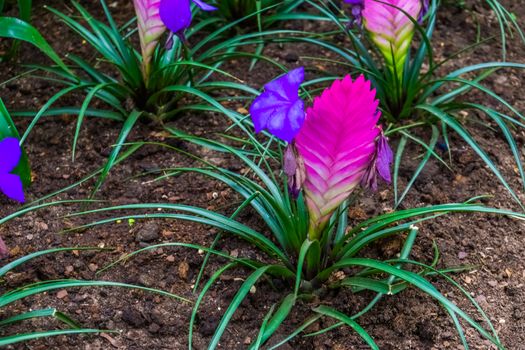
[418,0,429,23]
[159,0,217,36]
[0,137,25,203]
[361,131,394,191]
[249,67,305,143]
[345,0,428,26]
[344,0,365,27]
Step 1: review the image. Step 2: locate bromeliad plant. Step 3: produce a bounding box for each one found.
[16,0,224,122]
[297,0,525,207]
[70,70,524,348]
[0,0,266,195]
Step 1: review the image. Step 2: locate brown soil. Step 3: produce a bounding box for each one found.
[1,0,525,349]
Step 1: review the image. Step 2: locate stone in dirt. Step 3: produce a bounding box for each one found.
[178,261,190,281]
[135,222,160,242]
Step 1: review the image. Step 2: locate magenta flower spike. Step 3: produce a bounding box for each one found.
[134,0,167,80]
[362,0,423,79]
[295,75,382,240]
[0,137,25,203]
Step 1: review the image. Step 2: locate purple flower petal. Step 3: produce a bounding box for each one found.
[419,0,429,23]
[160,0,192,34]
[0,137,22,173]
[376,132,393,183]
[283,143,306,198]
[159,0,216,35]
[344,0,364,27]
[249,67,305,143]
[361,130,393,191]
[192,0,217,11]
[0,173,25,203]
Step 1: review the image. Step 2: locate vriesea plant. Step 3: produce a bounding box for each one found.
[70,70,525,348]
[0,0,257,195]
[298,0,525,207]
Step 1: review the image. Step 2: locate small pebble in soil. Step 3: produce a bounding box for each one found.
[122,307,147,327]
[178,261,190,281]
[458,251,468,259]
[284,52,299,62]
[513,307,523,320]
[199,316,220,337]
[135,222,160,242]
[138,273,156,287]
[148,323,161,334]
[162,229,174,238]
[56,290,68,299]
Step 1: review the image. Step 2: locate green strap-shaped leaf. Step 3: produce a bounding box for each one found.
[314,305,379,350]
[418,104,524,209]
[0,329,104,347]
[0,98,31,187]
[91,110,142,197]
[208,266,271,350]
[0,17,71,74]
[0,308,80,329]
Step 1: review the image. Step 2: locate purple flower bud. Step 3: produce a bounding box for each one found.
[361,130,393,191]
[376,132,394,183]
[283,143,306,198]
[344,0,364,27]
[418,0,429,23]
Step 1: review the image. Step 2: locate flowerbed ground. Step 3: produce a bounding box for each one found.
[1,0,525,349]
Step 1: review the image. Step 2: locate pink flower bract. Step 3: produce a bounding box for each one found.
[363,0,423,79]
[134,0,167,80]
[295,75,381,239]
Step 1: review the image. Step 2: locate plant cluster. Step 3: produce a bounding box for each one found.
[1,0,525,348]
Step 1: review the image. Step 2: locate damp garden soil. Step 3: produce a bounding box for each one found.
[0,0,525,349]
